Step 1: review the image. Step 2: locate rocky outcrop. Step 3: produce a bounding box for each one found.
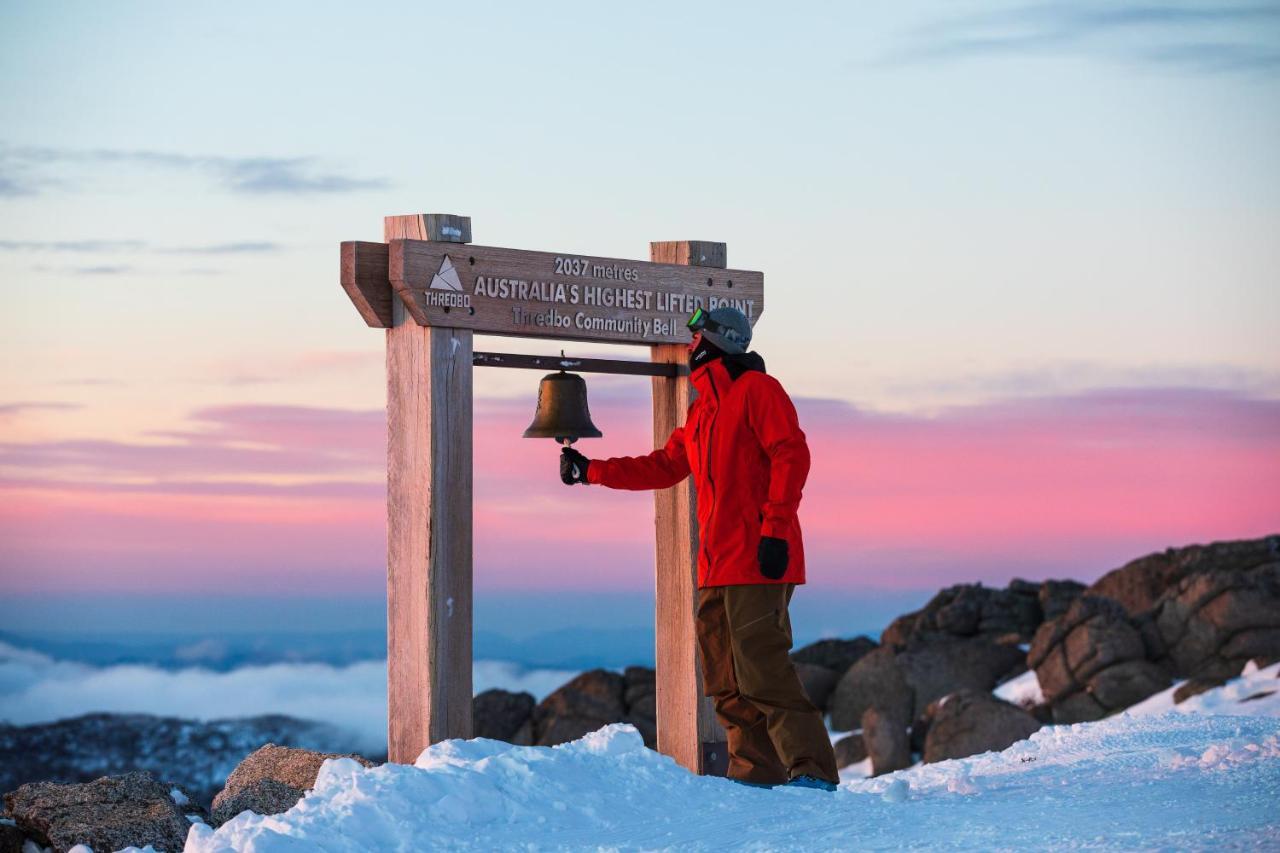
[828,638,1024,730]
[210,743,375,826]
[794,663,839,711]
[1173,677,1225,704]
[861,707,911,777]
[828,647,912,731]
[791,637,877,675]
[1027,536,1280,722]
[534,669,627,746]
[0,820,23,853]
[787,637,878,714]
[532,667,657,748]
[4,771,195,853]
[1040,579,1088,622]
[881,579,1075,648]
[0,712,364,810]
[473,689,535,744]
[1148,558,1280,680]
[897,638,1026,718]
[211,779,305,828]
[1088,536,1279,616]
[622,666,658,748]
[832,732,867,769]
[921,690,1041,764]
[1028,595,1170,723]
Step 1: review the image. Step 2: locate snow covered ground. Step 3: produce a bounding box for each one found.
[992,668,1044,707]
[188,705,1280,850]
[1130,659,1280,718]
[994,660,1280,720]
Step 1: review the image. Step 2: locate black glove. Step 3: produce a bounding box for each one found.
[560,446,590,485]
[758,536,789,580]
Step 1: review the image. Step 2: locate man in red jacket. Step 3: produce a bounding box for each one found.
[560,307,839,791]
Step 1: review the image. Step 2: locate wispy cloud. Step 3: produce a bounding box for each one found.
[52,378,127,388]
[886,361,1280,407]
[0,144,389,197]
[882,2,1280,74]
[160,242,282,255]
[0,174,37,197]
[188,349,383,387]
[0,402,83,418]
[0,404,383,479]
[8,239,286,278]
[0,240,146,253]
[70,264,132,275]
[1,239,283,254]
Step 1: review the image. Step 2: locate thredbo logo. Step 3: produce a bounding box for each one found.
[425,255,472,309]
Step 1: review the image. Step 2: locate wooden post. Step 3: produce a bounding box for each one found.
[650,240,728,775]
[385,213,474,763]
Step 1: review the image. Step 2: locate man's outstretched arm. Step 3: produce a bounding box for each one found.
[567,426,691,491]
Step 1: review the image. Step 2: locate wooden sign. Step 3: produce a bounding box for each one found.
[345,214,738,775]
[341,239,764,345]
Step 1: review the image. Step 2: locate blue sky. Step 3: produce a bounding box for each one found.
[3,1,1276,418]
[1,2,1277,608]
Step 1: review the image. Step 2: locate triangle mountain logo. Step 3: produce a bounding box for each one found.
[430,255,464,292]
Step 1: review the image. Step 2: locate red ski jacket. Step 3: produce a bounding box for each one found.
[587,352,810,588]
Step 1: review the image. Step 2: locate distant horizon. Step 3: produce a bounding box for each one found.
[0,585,932,645]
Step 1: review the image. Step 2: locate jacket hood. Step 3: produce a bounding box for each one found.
[723,351,766,380]
[691,350,766,396]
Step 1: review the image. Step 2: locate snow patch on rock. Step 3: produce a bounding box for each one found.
[1128,661,1280,717]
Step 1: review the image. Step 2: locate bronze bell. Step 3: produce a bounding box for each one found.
[523,371,603,444]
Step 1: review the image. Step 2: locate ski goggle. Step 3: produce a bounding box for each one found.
[686,307,723,335]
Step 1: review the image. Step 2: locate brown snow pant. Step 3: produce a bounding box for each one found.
[695,583,839,785]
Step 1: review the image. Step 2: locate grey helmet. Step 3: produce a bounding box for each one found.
[694,306,753,355]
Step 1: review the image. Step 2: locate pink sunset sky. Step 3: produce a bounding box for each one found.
[2,3,1279,603]
[2,380,1276,596]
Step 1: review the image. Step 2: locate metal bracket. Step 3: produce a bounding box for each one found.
[701,740,730,777]
[473,350,688,377]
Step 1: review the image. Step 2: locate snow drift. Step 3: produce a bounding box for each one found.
[188,706,1280,851]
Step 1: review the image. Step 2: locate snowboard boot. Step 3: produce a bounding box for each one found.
[785,775,838,792]
[728,778,777,790]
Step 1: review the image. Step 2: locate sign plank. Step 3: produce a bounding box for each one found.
[382,239,764,345]
[341,241,394,328]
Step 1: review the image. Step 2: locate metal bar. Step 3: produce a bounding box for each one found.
[473,350,687,377]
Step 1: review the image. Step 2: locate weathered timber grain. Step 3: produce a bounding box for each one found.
[650,240,727,268]
[341,240,394,327]
[385,214,474,763]
[384,213,472,244]
[651,240,728,776]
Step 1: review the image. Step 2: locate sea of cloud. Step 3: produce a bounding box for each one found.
[0,641,577,755]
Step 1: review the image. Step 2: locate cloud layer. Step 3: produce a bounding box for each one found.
[0,641,576,753]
